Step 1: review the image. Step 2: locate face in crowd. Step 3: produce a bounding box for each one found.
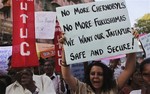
[90,65,103,89]
[43,60,55,76]
[17,69,34,88]
[85,61,114,92]
[140,58,150,87]
[131,70,144,88]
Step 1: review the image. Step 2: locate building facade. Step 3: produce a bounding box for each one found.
[0,0,94,45]
[0,0,12,45]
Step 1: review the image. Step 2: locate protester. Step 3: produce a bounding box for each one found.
[43,59,68,94]
[119,62,143,94]
[130,58,150,94]
[6,68,39,94]
[58,32,137,94]
[5,68,56,94]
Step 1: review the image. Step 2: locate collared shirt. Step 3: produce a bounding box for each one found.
[130,90,141,94]
[44,73,67,94]
[5,81,32,94]
[33,75,56,94]
[6,75,56,94]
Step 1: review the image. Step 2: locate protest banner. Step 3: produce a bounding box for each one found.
[56,0,140,65]
[35,12,56,39]
[139,33,150,58]
[54,21,62,72]
[12,0,39,67]
[0,46,12,75]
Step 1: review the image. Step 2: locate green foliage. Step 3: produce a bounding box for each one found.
[134,13,150,34]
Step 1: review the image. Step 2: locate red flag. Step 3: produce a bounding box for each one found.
[54,20,62,72]
[12,0,39,68]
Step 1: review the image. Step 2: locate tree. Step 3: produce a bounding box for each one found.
[134,13,150,34]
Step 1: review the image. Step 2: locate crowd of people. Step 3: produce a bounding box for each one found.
[0,0,149,93]
[57,31,150,94]
[0,55,70,94]
[0,31,150,94]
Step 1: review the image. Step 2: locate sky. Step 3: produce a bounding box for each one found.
[95,0,150,27]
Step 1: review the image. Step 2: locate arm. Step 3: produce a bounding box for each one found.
[58,33,78,91]
[117,29,139,89]
[117,53,136,89]
[61,49,78,92]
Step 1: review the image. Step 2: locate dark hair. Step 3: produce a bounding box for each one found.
[44,59,55,67]
[7,55,12,67]
[0,80,6,94]
[140,58,150,73]
[84,61,116,92]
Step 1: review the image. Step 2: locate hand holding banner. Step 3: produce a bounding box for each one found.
[56,0,140,65]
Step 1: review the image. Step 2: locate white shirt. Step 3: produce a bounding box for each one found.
[6,75,56,94]
[44,73,67,94]
[130,90,141,94]
[33,75,56,94]
[6,81,32,94]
